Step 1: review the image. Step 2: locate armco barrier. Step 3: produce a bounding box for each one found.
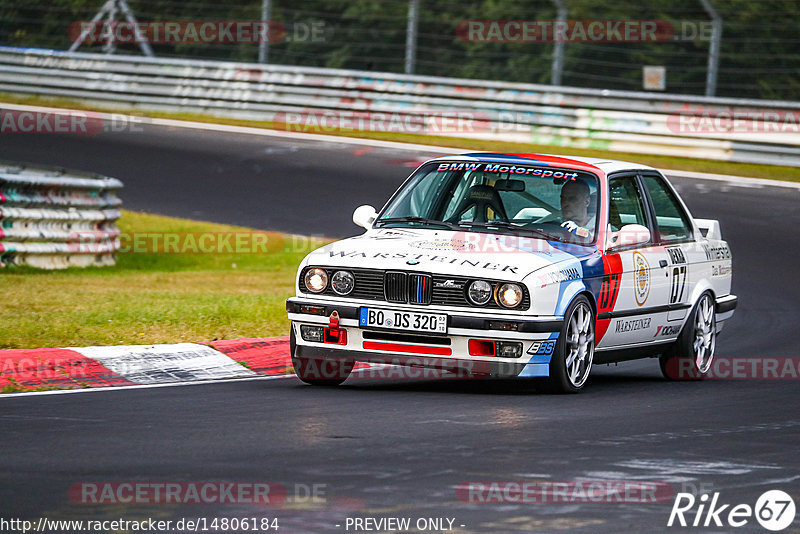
[1,46,800,166]
[0,160,122,269]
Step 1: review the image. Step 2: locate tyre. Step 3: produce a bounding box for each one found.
[290,327,354,386]
[542,295,595,393]
[659,292,716,381]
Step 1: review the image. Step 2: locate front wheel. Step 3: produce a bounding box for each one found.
[290,327,354,386]
[542,295,595,393]
[659,292,716,380]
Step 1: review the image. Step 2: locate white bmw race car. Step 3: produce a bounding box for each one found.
[286,153,737,392]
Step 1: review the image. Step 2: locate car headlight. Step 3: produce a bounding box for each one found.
[331,270,355,295]
[496,283,523,308]
[467,280,493,305]
[304,268,328,293]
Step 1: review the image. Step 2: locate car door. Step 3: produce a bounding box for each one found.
[596,173,671,349]
[639,173,697,340]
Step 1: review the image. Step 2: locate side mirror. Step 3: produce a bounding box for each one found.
[607,224,650,250]
[352,205,377,229]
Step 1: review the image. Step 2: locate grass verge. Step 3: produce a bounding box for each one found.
[0,210,325,350]
[2,92,800,183]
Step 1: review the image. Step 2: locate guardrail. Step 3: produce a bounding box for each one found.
[0,160,122,269]
[1,46,799,167]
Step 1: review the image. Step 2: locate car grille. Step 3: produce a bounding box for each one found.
[385,272,407,303]
[301,267,529,310]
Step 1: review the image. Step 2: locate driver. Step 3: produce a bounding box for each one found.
[559,180,594,237]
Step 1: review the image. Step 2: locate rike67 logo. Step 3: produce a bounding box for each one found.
[668,490,796,531]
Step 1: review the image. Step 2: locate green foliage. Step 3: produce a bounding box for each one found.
[0,0,797,99]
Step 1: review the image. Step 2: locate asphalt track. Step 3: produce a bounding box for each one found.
[1,124,799,533]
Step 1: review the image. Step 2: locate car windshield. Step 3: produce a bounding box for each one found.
[376,161,600,244]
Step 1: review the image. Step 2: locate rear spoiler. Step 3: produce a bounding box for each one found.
[695,219,722,240]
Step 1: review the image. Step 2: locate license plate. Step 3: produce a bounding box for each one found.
[359,307,447,334]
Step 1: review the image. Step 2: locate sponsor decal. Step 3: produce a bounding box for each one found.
[436,162,579,180]
[527,340,556,356]
[667,246,687,265]
[595,253,623,344]
[706,245,731,260]
[538,267,581,286]
[669,265,687,304]
[409,239,479,252]
[633,251,650,306]
[327,250,519,273]
[433,279,464,290]
[615,317,651,333]
[654,325,680,337]
[373,229,420,239]
[712,264,732,277]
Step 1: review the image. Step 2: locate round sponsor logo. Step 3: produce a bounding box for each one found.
[633,251,650,306]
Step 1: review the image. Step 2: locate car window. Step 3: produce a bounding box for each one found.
[608,175,649,233]
[378,162,600,244]
[641,174,693,243]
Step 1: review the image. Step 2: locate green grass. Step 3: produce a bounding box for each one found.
[3,92,800,183]
[0,210,327,349]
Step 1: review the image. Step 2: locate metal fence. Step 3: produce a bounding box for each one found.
[2,46,799,167]
[0,159,122,269]
[2,0,800,100]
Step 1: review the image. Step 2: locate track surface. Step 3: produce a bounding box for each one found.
[1,125,799,533]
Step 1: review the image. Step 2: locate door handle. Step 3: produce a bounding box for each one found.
[659,259,668,268]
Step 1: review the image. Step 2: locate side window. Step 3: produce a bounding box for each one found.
[641,175,692,243]
[608,175,649,233]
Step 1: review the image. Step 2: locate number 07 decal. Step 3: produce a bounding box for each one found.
[670,265,687,304]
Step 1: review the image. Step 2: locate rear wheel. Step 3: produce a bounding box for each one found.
[542,295,595,393]
[290,327,354,386]
[659,292,716,380]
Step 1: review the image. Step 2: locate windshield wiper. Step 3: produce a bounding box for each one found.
[376,216,457,229]
[456,221,555,239]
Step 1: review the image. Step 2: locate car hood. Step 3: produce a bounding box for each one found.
[304,228,596,282]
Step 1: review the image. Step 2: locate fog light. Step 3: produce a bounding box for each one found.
[300,325,324,342]
[496,341,523,358]
[468,339,495,357]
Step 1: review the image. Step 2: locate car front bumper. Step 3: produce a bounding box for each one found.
[286,297,564,378]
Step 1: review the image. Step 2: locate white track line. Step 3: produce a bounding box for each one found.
[0,374,295,399]
[3,102,799,189]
